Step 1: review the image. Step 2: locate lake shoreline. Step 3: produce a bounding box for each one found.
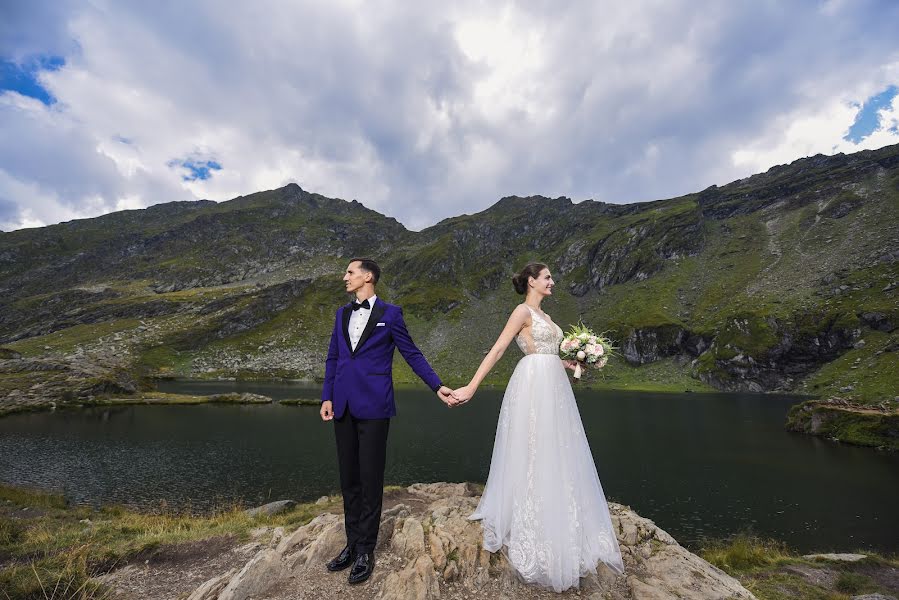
[6,371,897,454]
[13,370,894,455]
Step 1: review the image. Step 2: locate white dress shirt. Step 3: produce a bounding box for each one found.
[348,294,377,351]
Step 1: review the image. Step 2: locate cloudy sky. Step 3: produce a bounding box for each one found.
[2,0,899,232]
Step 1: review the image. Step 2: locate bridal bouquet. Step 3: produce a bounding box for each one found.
[559,323,617,380]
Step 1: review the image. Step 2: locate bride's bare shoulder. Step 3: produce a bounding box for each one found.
[510,303,532,321]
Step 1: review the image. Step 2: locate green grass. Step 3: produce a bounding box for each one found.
[134,345,194,377]
[700,534,899,600]
[0,485,68,510]
[834,571,875,594]
[0,484,342,600]
[6,320,141,357]
[700,534,793,572]
[740,572,850,600]
[572,355,716,392]
[798,330,899,403]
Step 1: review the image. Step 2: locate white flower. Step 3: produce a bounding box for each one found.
[577,350,586,360]
[596,344,604,356]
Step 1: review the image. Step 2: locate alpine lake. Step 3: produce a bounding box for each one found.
[1,378,896,554]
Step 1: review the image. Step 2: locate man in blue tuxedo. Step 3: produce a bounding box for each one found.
[320,258,454,584]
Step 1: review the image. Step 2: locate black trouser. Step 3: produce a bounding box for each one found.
[334,412,390,555]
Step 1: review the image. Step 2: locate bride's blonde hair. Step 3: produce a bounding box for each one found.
[511,262,548,295]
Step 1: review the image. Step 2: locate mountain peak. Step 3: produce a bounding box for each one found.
[488,195,574,213]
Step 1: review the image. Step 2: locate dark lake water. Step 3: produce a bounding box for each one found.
[1,379,897,553]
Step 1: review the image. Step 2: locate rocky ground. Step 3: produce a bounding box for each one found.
[96,483,757,600]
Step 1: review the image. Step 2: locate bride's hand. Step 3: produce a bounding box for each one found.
[451,385,474,405]
[562,359,578,371]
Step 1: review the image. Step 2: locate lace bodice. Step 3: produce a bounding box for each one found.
[515,305,563,355]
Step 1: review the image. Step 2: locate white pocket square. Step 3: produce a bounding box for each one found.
[376,322,386,327]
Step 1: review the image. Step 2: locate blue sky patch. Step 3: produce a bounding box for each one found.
[0,55,65,105]
[844,85,898,143]
[168,158,223,181]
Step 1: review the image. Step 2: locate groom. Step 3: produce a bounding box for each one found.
[320,258,455,584]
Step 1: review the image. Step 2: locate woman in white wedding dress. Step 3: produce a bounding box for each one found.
[450,262,624,592]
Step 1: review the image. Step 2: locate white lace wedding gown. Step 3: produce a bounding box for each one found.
[468,305,624,592]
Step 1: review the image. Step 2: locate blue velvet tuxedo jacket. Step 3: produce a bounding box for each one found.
[321,298,442,419]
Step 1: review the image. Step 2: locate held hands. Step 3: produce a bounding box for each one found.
[449,385,474,406]
[437,385,473,408]
[562,359,578,371]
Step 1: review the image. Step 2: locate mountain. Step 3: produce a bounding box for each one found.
[1,145,897,438]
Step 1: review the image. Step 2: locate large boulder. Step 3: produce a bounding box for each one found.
[187,482,756,600]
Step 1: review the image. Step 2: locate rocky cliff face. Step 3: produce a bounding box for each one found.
[177,483,756,600]
[1,145,897,409]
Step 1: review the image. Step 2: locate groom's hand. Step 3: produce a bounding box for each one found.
[436,386,455,407]
[320,401,333,421]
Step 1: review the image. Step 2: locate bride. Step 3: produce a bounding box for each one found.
[450,262,624,592]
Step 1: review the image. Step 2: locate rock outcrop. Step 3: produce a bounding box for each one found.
[786,398,899,450]
[187,483,755,600]
[0,352,138,416]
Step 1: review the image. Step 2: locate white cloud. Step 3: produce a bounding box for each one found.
[0,166,96,230]
[732,64,899,174]
[1,1,899,232]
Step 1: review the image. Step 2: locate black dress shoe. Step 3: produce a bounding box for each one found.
[326,545,355,572]
[347,552,374,584]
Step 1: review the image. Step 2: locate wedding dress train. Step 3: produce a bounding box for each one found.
[468,305,624,592]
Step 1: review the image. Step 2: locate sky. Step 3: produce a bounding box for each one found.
[1,0,899,233]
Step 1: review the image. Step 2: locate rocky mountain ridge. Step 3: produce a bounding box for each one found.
[1,144,897,429]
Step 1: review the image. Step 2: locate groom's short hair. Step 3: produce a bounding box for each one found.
[350,257,381,284]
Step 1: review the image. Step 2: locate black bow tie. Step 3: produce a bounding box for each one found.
[352,299,371,311]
